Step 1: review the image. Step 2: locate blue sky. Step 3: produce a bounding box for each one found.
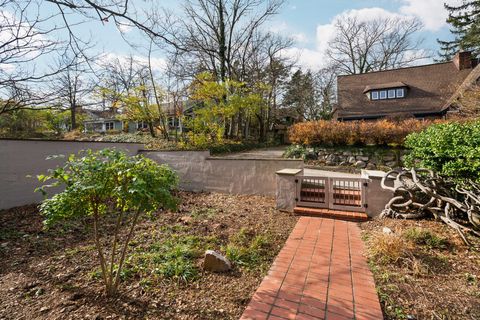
[5,0,461,74]
[84,0,459,71]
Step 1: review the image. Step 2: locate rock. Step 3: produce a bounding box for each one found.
[348,156,356,164]
[366,163,376,170]
[339,161,349,166]
[354,160,367,169]
[382,155,396,162]
[203,250,231,272]
[179,216,193,224]
[356,156,370,162]
[385,161,397,168]
[304,150,318,160]
[383,227,393,235]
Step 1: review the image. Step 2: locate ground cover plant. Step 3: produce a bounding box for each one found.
[0,192,297,319]
[362,219,480,320]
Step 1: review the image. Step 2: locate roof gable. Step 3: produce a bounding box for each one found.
[337,61,474,119]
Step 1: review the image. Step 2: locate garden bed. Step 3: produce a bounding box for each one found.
[361,218,480,320]
[0,192,297,320]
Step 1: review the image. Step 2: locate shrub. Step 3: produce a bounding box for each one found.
[405,120,480,184]
[37,149,178,296]
[283,145,307,159]
[288,119,439,147]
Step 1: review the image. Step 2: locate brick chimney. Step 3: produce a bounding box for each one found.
[453,51,473,70]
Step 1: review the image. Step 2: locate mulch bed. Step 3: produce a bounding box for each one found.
[361,218,480,320]
[0,192,297,320]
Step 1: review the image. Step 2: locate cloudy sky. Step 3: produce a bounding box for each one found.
[100,0,461,71]
[4,0,462,74]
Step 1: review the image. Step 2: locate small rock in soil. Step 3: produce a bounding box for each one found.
[203,250,231,272]
[383,227,393,235]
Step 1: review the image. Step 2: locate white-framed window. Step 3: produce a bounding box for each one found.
[388,89,396,99]
[369,88,406,101]
[396,88,405,98]
[105,122,114,130]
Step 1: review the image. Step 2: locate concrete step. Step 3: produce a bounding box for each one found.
[293,207,369,222]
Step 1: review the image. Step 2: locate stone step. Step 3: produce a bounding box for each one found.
[293,207,369,222]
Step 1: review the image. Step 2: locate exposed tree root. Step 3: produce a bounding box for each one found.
[381,168,480,245]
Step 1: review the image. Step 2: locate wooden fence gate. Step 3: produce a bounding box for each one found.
[295,176,368,212]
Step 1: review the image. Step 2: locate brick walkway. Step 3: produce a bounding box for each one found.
[240,217,383,320]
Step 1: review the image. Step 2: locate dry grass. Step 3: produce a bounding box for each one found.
[362,219,480,320]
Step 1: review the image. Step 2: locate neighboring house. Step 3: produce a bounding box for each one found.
[83,110,147,133]
[83,100,197,134]
[334,51,480,121]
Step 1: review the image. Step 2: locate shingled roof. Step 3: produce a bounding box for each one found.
[336,57,478,120]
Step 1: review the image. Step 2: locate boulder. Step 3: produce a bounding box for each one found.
[356,156,370,162]
[366,163,376,170]
[203,250,231,272]
[347,156,356,164]
[385,161,397,168]
[354,160,367,169]
[382,155,396,162]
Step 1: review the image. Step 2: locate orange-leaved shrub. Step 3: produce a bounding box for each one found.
[288,119,446,147]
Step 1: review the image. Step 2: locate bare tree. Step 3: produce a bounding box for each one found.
[0,0,176,115]
[327,16,427,75]
[314,65,338,119]
[49,54,94,130]
[173,0,285,81]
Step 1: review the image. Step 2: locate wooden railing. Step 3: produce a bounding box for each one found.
[296,176,367,212]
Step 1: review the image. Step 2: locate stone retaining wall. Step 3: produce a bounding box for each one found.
[306,147,409,170]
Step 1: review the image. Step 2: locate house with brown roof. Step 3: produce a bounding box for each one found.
[334,51,480,121]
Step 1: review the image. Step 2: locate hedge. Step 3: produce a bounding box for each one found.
[288,119,446,147]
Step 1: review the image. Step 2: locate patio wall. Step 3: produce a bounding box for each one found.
[0,139,143,210]
[140,150,304,196]
[1,139,303,210]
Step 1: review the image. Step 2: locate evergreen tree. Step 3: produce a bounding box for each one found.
[438,1,480,61]
[282,70,319,121]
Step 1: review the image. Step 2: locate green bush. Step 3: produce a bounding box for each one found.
[405,121,480,184]
[37,149,178,296]
[283,145,307,159]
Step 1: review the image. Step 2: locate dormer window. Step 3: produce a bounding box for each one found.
[364,82,408,101]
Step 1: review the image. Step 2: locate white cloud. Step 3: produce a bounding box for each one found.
[287,7,434,70]
[117,23,133,33]
[0,9,50,74]
[99,52,167,72]
[400,0,463,31]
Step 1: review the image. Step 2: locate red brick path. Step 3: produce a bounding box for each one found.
[240,217,383,320]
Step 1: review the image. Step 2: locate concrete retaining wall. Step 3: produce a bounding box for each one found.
[0,139,143,210]
[141,151,304,197]
[1,140,304,210]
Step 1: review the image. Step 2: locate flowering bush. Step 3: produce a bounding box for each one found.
[289,119,445,147]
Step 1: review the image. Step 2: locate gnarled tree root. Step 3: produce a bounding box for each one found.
[381,168,480,246]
